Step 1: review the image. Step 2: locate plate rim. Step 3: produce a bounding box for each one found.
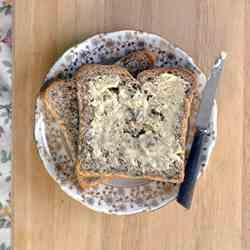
[34,29,217,215]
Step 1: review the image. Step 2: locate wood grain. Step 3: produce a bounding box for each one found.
[13,1,245,250]
[243,1,250,249]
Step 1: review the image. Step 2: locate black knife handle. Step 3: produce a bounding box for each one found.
[177,129,208,209]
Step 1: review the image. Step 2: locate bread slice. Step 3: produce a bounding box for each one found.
[115,49,156,77]
[42,102,73,168]
[76,65,197,187]
[40,78,78,161]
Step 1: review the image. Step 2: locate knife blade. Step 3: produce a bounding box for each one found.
[196,52,227,130]
[177,52,227,209]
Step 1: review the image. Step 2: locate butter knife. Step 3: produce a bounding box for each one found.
[177,52,227,209]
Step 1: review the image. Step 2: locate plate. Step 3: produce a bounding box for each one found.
[34,30,217,215]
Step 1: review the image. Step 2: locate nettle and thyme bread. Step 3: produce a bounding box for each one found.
[115,49,156,77]
[76,64,197,187]
[40,50,157,188]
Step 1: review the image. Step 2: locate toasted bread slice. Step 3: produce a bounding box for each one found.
[76,65,197,188]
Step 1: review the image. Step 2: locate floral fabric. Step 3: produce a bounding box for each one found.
[0,1,12,249]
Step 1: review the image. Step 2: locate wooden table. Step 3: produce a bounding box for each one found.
[13,1,247,250]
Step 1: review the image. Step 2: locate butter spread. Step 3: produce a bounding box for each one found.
[86,73,186,177]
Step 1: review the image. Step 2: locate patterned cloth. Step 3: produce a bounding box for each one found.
[0,1,12,249]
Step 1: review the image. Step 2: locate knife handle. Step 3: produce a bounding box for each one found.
[177,129,207,209]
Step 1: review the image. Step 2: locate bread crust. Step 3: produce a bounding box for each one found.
[115,49,156,77]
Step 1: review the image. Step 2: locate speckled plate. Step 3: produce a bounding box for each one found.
[34,30,217,215]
